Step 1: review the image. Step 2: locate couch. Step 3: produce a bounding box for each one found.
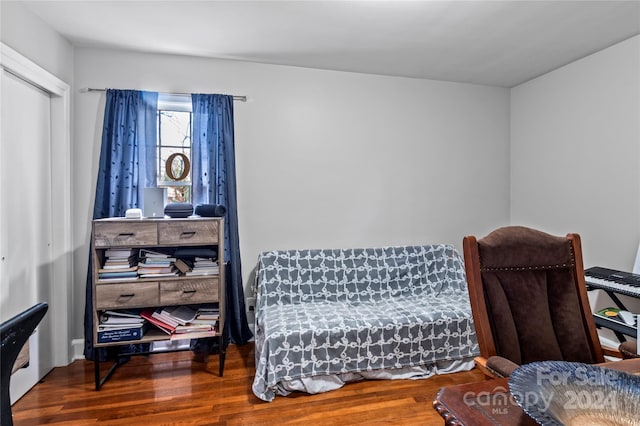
[251,245,479,401]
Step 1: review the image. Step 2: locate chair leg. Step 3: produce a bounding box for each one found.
[1,379,13,426]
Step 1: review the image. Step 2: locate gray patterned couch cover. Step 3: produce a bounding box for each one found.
[252,245,479,401]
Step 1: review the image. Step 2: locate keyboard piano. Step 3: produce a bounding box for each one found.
[584,267,640,298]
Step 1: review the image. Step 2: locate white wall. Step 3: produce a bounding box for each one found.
[1,2,76,361]
[511,36,640,345]
[73,48,510,339]
[0,1,74,84]
[511,35,639,271]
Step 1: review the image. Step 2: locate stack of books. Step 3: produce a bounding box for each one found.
[141,305,217,340]
[194,305,219,325]
[97,310,145,343]
[98,248,138,282]
[173,247,219,276]
[190,306,219,332]
[185,258,219,276]
[173,257,219,276]
[137,249,178,278]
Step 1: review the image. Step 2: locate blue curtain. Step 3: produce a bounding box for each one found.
[84,89,158,360]
[192,94,253,345]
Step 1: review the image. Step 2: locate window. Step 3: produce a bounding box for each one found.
[156,94,192,203]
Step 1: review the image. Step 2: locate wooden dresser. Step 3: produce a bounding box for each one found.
[91,217,225,389]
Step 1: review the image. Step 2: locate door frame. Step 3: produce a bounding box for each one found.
[1,42,72,367]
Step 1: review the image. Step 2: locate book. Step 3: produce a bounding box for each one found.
[139,272,179,278]
[169,329,216,340]
[137,265,175,274]
[100,313,144,326]
[196,305,219,320]
[184,319,217,326]
[97,276,139,283]
[105,248,136,258]
[140,309,175,334]
[104,310,143,318]
[174,323,213,333]
[98,323,143,332]
[98,271,139,279]
[97,325,145,343]
[185,259,219,276]
[194,313,219,321]
[103,255,136,263]
[140,259,173,267]
[174,258,193,274]
[140,248,175,260]
[165,305,198,324]
[98,265,138,273]
[98,311,144,336]
[185,268,219,276]
[152,310,181,328]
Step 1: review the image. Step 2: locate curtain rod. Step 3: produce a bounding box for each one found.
[81,87,247,102]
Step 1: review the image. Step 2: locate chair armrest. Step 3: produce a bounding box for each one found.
[474,356,495,379]
[486,355,519,378]
[600,344,623,359]
[600,343,639,359]
[474,356,520,379]
[619,341,639,359]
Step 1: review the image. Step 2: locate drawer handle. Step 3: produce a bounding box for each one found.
[117,233,135,238]
[180,231,197,238]
[183,289,197,294]
[118,293,135,299]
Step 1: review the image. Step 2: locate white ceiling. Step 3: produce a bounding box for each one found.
[20,0,640,87]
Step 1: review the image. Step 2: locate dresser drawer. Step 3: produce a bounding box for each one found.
[94,222,158,247]
[158,221,218,245]
[159,279,218,305]
[96,282,159,309]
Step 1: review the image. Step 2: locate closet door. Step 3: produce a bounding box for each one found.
[1,69,55,402]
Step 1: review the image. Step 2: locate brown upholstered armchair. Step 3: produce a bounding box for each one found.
[462,226,637,379]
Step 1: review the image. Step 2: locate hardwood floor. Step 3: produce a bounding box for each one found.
[11,343,483,425]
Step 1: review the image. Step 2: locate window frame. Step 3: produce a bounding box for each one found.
[156,93,193,203]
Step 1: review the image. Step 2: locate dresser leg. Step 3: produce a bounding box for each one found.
[94,358,101,390]
[218,332,227,376]
[94,357,120,390]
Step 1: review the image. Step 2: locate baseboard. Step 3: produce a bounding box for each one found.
[71,339,85,361]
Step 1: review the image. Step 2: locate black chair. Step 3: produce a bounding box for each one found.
[1,303,48,426]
